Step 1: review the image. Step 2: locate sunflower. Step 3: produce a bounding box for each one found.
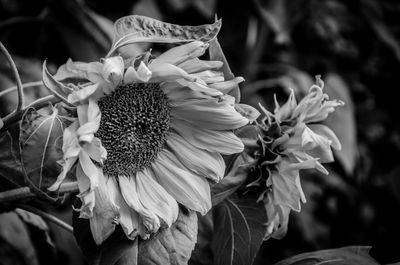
[48,40,259,244]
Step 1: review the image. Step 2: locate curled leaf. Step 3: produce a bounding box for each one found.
[108,15,222,56]
[42,60,74,104]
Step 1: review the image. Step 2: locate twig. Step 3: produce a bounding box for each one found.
[0,41,24,111]
[0,81,44,98]
[14,204,74,233]
[0,95,60,132]
[0,182,79,203]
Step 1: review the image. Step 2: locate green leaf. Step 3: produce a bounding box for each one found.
[0,131,25,188]
[212,153,253,206]
[73,205,197,265]
[209,37,240,102]
[274,246,380,265]
[212,196,267,265]
[19,105,65,196]
[108,15,222,56]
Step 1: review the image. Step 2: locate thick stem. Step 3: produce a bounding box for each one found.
[0,41,25,111]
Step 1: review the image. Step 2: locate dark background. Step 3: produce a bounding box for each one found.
[1,0,400,264]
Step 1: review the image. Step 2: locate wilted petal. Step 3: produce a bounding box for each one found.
[90,171,119,245]
[76,163,95,218]
[152,41,208,65]
[83,137,107,163]
[274,89,297,121]
[149,62,196,82]
[119,175,160,233]
[78,151,99,190]
[101,56,124,86]
[178,58,223,73]
[167,132,225,182]
[106,177,139,239]
[192,70,224,84]
[136,168,179,227]
[124,62,152,83]
[308,124,341,150]
[234,103,260,123]
[175,79,223,97]
[171,119,244,154]
[302,126,334,162]
[67,83,99,104]
[171,98,249,130]
[76,99,101,143]
[209,77,244,94]
[48,156,78,191]
[54,58,104,84]
[152,149,212,215]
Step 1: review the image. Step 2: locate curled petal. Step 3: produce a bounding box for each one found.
[192,70,224,84]
[83,137,107,163]
[48,156,78,191]
[209,77,244,94]
[178,58,223,73]
[152,41,208,65]
[234,103,260,123]
[308,124,341,150]
[67,84,99,104]
[54,58,103,84]
[124,62,152,83]
[149,62,196,82]
[101,56,124,86]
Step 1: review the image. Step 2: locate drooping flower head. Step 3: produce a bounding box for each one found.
[245,76,343,239]
[47,22,259,244]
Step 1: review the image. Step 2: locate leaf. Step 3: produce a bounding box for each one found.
[212,152,253,206]
[0,211,39,265]
[0,131,25,188]
[73,204,198,265]
[108,15,222,56]
[20,105,65,195]
[189,212,214,265]
[274,246,380,265]
[323,73,357,176]
[209,37,240,102]
[212,196,268,265]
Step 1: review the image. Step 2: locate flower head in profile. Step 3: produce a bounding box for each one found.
[248,76,343,239]
[47,39,259,244]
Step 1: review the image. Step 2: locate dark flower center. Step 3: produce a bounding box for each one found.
[96,83,170,177]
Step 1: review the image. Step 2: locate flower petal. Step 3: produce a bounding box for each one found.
[83,137,107,163]
[124,62,152,83]
[54,58,103,83]
[308,124,341,150]
[67,83,99,104]
[106,177,139,239]
[152,149,211,215]
[75,162,95,218]
[90,170,119,245]
[178,58,223,73]
[167,132,225,182]
[192,70,224,84]
[149,62,196,83]
[118,175,160,234]
[76,99,101,143]
[152,41,208,66]
[78,151,99,190]
[136,168,179,227]
[171,98,249,130]
[209,77,244,94]
[171,119,244,155]
[48,156,78,191]
[101,56,124,86]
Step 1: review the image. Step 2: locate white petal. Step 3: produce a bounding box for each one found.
[76,99,101,143]
[54,58,104,84]
[67,83,99,104]
[83,137,107,163]
[118,175,160,233]
[152,41,208,65]
[308,124,341,150]
[178,58,223,74]
[167,132,225,182]
[123,62,152,83]
[234,104,260,123]
[78,151,100,190]
[209,77,244,94]
[192,70,224,84]
[76,162,95,218]
[136,168,179,227]
[171,119,244,155]
[149,62,196,83]
[171,98,249,130]
[90,171,119,245]
[101,56,124,86]
[152,149,212,215]
[48,156,78,191]
[106,177,139,239]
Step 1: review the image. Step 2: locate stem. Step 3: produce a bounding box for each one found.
[14,204,74,233]
[0,95,60,132]
[0,182,79,203]
[0,81,43,98]
[0,41,24,111]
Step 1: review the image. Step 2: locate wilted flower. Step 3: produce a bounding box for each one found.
[251,76,343,239]
[48,40,259,244]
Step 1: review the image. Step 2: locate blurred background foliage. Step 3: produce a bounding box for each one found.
[1,0,400,264]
